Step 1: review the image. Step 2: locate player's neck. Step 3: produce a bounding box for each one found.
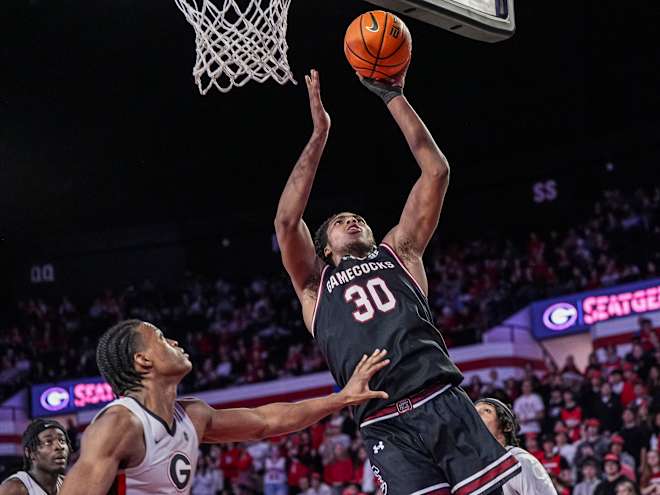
[28,467,59,495]
[333,242,375,264]
[130,381,179,427]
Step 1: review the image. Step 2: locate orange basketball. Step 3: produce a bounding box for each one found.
[344,10,412,80]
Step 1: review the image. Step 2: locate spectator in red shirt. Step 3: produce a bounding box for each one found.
[288,448,311,493]
[525,433,543,461]
[604,346,623,376]
[610,367,636,407]
[540,435,563,477]
[639,318,657,352]
[324,444,353,488]
[561,390,583,442]
[639,449,660,493]
[609,435,636,482]
[310,422,326,451]
[236,447,254,489]
[219,443,241,483]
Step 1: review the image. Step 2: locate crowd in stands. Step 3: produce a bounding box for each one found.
[0,187,658,400]
[192,318,660,495]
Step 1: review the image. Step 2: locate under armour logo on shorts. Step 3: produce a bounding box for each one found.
[373,441,385,454]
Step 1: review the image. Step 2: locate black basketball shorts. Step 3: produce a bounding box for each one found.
[360,384,521,495]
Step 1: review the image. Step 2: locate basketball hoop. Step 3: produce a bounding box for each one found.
[174,0,296,94]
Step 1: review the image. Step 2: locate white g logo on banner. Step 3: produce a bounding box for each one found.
[542,302,578,331]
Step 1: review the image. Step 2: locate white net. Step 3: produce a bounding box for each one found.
[174,0,296,94]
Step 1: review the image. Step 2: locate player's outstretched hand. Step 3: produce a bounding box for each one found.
[338,349,390,406]
[305,69,330,133]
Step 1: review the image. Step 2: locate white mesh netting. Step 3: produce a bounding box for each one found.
[174,0,296,94]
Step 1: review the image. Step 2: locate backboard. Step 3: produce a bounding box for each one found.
[364,0,515,42]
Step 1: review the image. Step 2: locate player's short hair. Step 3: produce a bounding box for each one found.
[96,319,147,397]
[22,419,71,470]
[476,397,520,447]
[314,213,339,265]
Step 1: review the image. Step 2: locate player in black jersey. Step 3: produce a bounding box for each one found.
[275,69,520,495]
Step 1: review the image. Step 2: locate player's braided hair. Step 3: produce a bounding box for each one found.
[314,213,338,265]
[476,398,520,447]
[96,319,147,397]
[22,419,71,470]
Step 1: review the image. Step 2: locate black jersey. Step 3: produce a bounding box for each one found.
[313,243,463,424]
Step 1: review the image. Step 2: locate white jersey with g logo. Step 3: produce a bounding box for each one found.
[93,397,199,494]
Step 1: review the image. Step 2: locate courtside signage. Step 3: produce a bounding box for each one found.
[531,278,660,340]
[31,377,114,418]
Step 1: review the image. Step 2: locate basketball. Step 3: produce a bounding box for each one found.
[344,10,412,80]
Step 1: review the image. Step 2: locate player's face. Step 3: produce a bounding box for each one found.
[32,428,69,475]
[475,403,501,439]
[140,323,192,378]
[324,212,375,258]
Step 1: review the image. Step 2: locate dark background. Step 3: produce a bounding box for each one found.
[1,0,659,301]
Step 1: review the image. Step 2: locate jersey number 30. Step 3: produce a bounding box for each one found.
[344,277,396,322]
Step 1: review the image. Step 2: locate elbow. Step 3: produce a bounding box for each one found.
[274,215,296,234]
[424,158,450,181]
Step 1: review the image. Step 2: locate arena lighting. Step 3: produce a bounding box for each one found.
[31,377,114,418]
[531,278,660,340]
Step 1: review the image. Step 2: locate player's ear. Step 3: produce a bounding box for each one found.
[134,350,153,371]
[323,245,332,258]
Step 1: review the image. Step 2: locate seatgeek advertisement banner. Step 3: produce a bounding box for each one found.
[531,278,660,340]
[31,376,114,418]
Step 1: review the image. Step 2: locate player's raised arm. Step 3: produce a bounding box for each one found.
[360,73,450,262]
[274,69,330,300]
[185,349,389,443]
[60,408,143,495]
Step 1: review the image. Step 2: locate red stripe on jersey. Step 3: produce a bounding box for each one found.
[117,474,126,495]
[453,455,520,495]
[107,473,126,495]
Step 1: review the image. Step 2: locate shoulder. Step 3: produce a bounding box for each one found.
[0,478,28,495]
[178,397,213,435]
[94,403,143,430]
[83,404,143,455]
[509,447,541,465]
[178,397,211,419]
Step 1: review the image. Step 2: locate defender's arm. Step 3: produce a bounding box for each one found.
[60,408,143,495]
[185,349,389,443]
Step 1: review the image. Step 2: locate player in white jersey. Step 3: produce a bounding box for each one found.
[0,419,70,495]
[60,319,390,495]
[475,398,558,495]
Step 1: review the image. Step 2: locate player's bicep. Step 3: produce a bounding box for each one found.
[60,409,141,495]
[203,405,268,443]
[393,172,448,255]
[275,219,319,296]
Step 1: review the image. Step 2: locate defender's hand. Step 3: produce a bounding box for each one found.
[305,69,330,133]
[338,349,390,406]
